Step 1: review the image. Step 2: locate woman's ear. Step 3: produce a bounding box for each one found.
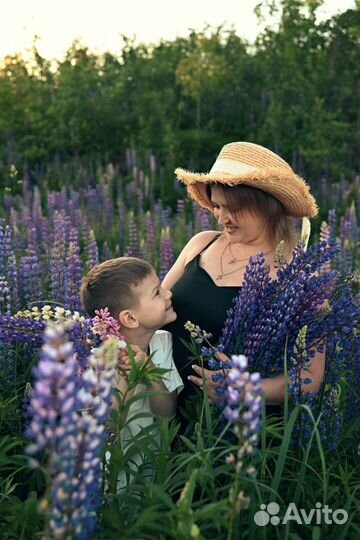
[118,310,139,329]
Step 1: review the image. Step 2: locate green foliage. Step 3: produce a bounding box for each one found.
[0,2,359,200]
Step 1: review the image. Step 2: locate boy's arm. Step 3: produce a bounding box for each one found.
[114,344,177,417]
[147,332,183,417]
[112,345,146,412]
[147,366,177,417]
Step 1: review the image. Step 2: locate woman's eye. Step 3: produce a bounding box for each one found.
[155,289,160,296]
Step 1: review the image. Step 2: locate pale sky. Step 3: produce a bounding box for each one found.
[0,0,356,61]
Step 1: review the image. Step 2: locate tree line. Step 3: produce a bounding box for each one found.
[0,0,359,203]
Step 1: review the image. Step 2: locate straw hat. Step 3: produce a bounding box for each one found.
[175,142,318,218]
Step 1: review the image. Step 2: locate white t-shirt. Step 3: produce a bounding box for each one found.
[121,330,183,448]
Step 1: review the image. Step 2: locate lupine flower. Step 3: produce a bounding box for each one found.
[287,326,313,405]
[144,211,156,263]
[217,240,360,449]
[86,230,99,270]
[0,314,46,347]
[0,276,11,315]
[125,212,142,258]
[64,242,83,312]
[195,205,211,232]
[27,323,118,540]
[91,307,126,345]
[160,227,174,281]
[225,355,262,452]
[319,221,332,273]
[5,254,19,312]
[18,232,43,306]
[184,321,213,345]
[49,213,67,305]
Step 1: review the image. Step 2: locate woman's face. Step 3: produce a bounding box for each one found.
[210,185,268,243]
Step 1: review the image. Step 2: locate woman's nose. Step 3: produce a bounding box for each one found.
[165,288,172,300]
[217,208,230,224]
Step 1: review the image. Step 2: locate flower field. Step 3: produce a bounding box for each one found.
[1,158,360,540]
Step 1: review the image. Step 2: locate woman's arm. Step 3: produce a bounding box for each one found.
[190,349,325,405]
[261,349,325,404]
[162,231,219,289]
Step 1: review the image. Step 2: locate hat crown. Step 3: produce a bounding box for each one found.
[215,142,293,174]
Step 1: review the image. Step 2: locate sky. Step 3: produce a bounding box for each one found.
[0,0,356,61]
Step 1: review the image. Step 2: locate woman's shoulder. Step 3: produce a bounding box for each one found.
[183,230,220,264]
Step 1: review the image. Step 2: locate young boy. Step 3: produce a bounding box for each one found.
[80,257,183,486]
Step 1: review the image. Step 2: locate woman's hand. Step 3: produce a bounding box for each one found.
[189,352,230,404]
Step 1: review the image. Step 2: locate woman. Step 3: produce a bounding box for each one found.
[162,141,324,420]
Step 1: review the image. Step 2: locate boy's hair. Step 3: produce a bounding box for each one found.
[80,257,154,319]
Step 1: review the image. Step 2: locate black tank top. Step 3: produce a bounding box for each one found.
[165,234,241,409]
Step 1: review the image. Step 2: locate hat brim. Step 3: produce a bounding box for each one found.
[175,167,318,218]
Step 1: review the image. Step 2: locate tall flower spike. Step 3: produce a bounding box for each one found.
[160,227,174,281]
[64,242,83,312]
[225,354,262,454]
[27,323,118,540]
[86,229,99,270]
[91,307,126,343]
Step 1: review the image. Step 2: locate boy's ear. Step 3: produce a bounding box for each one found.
[118,309,139,329]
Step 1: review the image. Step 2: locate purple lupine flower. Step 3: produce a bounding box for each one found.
[0,314,45,347]
[125,212,142,258]
[27,323,118,540]
[6,254,19,312]
[219,242,341,377]
[31,187,43,237]
[0,276,11,315]
[68,226,80,248]
[319,221,332,273]
[176,199,185,220]
[86,230,99,270]
[217,240,360,448]
[144,211,156,263]
[225,355,262,454]
[49,213,67,305]
[287,326,313,407]
[19,248,43,307]
[339,205,357,274]
[0,224,5,276]
[160,207,171,229]
[327,209,337,242]
[0,224,14,275]
[105,194,115,231]
[117,200,126,255]
[317,386,342,452]
[194,203,211,232]
[159,227,174,281]
[0,225,19,310]
[65,242,83,312]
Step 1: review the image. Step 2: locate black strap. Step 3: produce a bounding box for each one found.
[198,233,222,256]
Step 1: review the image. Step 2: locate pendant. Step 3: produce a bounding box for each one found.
[216,274,223,280]
[228,258,238,264]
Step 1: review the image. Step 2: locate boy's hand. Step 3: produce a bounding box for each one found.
[117,344,149,372]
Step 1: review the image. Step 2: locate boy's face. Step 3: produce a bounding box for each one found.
[131,271,177,331]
